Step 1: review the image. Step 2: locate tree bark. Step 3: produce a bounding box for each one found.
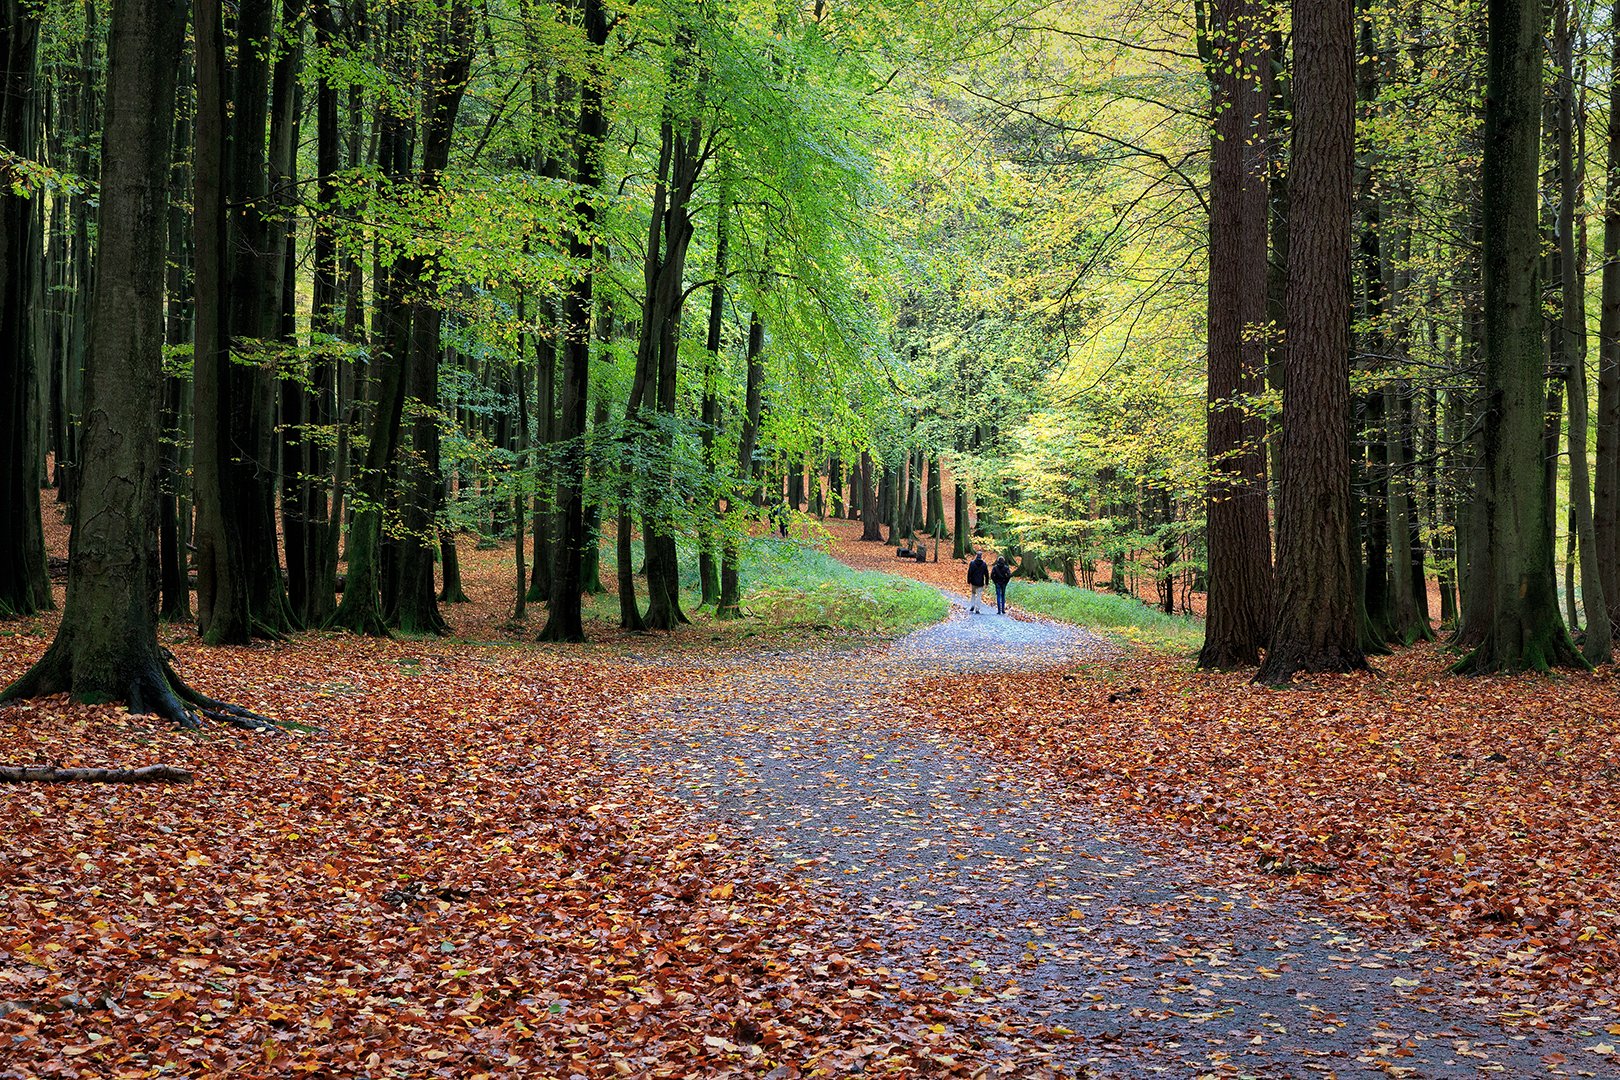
[859,450,882,541]
[716,313,764,619]
[191,0,253,644]
[1598,0,1620,635]
[329,62,414,636]
[1256,0,1367,684]
[538,0,608,643]
[0,764,192,784]
[392,0,471,637]
[1455,0,1583,673]
[1553,0,1609,662]
[698,177,729,607]
[1198,0,1274,668]
[0,0,51,617]
[3,0,268,731]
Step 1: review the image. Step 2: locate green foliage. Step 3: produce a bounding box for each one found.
[1006,579,1204,653]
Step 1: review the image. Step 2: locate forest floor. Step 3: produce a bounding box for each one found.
[3,511,1620,1077]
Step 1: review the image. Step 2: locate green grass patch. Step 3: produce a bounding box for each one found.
[1006,579,1204,653]
[728,539,949,634]
[593,535,948,636]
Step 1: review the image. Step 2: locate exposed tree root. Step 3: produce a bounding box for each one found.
[1254,646,1371,688]
[326,607,393,638]
[2,643,283,733]
[0,764,193,784]
[163,662,280,731]
[1451,625,1589,675]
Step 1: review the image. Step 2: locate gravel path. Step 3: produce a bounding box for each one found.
[608,600,1615,1077]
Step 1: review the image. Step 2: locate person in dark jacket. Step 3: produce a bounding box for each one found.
[966,551,989,613]
[990,555,1012,614]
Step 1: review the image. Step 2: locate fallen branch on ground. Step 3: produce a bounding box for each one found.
[0,764,194,784]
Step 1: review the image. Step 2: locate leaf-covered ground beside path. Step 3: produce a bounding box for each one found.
[902,645,1620,1017]
[0,626,1069,1078]
[819,516,1620,1014]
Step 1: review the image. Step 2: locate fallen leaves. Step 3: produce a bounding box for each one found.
[901,642,1620,1008]
[0,620,1070,1077]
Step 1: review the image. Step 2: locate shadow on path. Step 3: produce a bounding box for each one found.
[607,598,1614,1077]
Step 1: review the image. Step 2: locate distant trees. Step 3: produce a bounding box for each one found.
[2,0,1616,693]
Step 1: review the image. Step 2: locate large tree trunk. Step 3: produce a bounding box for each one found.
[1553,0,1609,662]
[859,450,882,541]
[1598,0,1620,636]
[1256,0,1367,684]
[1456,0,1582,673]
[1197,0,1274,669]
[217,0,296,640]
[538,0,608,643]
[4,0,266,730]
[191,0,253,644]
[392,1,471,636]
[0,0,51,617]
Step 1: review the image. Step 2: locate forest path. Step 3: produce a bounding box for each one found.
[606,604,1600,1077]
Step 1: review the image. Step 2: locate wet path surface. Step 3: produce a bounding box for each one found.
[608,600,1614,1077]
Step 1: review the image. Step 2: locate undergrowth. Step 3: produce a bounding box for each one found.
[1005,579,1203,652]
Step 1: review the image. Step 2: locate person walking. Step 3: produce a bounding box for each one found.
[966,550,989,613]
[990,554,1012,615]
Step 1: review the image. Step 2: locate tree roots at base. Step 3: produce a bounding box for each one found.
[1,648,280,733]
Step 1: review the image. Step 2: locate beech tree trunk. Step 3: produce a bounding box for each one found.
[860,451,882,541]
[393,1,471,636]
[3,0,266,730]
[638,42,705,632]
[1197,0,1274,669]
[1455,0,1582,673]
[538,0,608,643]
[191,0,252,644]
[716,313,764,619]
[697,179,729,607]
[1256,0,1367,684]
[1598,0,1620,636]
[0,0,50,617]
[1553,0,1609,662]
[329,68,414,636]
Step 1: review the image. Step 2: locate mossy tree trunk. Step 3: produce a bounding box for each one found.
[1454,0,1583,673]
[4,0,266,730]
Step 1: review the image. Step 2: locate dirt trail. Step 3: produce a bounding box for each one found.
[606,601,1611,1077]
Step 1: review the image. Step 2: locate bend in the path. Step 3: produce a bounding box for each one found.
[603,605,1616,1077]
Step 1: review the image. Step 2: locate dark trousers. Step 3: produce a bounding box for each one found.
[994,583,1007,613]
